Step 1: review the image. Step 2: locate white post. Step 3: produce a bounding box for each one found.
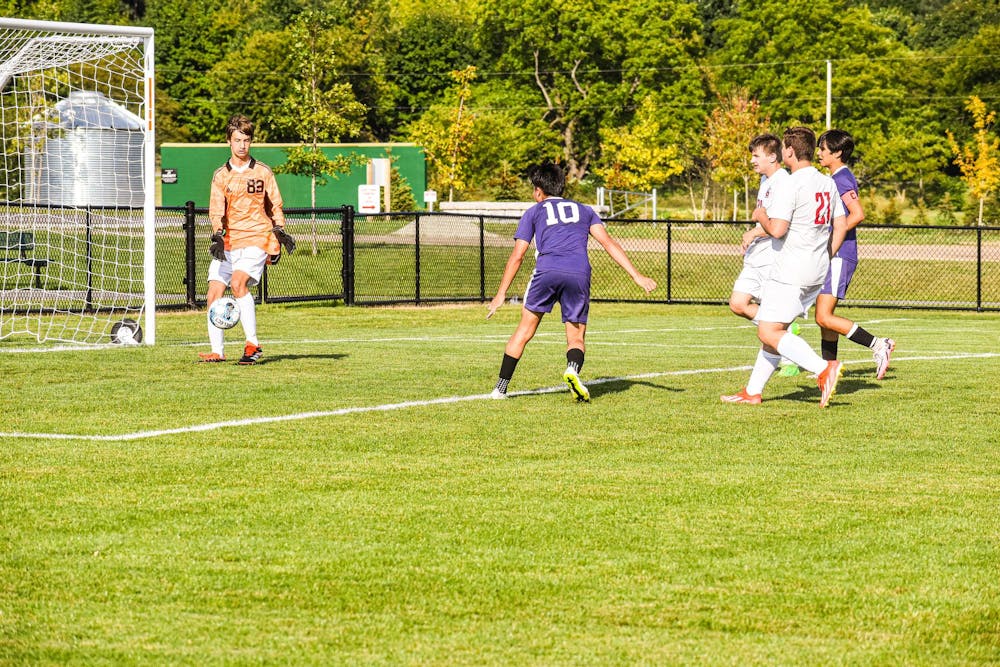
[826,60,832,130]
[652,188,657,221]
[142,30,156,345]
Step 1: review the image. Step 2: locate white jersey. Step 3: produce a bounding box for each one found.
[768,165,844,287]
[744,168,789,268]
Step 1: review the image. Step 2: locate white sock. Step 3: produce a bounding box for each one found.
[746,349,781,396]
[207,310,224,356]
[776,332,827,375]
[236,293,258,346]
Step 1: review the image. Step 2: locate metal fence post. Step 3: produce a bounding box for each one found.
[666,220,673,303]
[183,200,197,308]
[341,205,355,306]
[479,215,486,301]
[85,205,93,312]
[414,213,421,304]
[977,225,983,312]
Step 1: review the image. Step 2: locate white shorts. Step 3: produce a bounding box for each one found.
[757,280,821,324]
[732,263,770,299]
[207,246,268,287]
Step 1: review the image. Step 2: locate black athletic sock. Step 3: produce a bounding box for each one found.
[566,348,585,373]
[847,324,876,349]
[495,353,520,393]
[821,338,839,361]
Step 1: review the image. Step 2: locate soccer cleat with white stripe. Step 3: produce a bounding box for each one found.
[874,338,896,380]
[563,367,590,402]
[490,388,508,400]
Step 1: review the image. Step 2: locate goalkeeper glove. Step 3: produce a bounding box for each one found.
[273,226,296,254]
[209,229,226,261]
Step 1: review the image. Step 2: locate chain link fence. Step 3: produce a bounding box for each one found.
[163,207,999,312]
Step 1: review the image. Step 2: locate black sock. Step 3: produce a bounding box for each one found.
[847,325,876,349]
[495,353,519,393]
[566,348,585,373]
[821,338,839,361]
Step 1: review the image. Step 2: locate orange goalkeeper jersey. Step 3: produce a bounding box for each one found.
[209,157,285,254]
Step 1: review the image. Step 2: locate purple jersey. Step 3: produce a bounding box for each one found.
[514,197,603,275]
[832,166,859,263]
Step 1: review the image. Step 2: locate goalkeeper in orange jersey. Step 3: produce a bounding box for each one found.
[198,114,295,365]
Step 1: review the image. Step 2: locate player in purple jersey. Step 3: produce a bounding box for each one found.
[814,129,896,380]
[486,162,657,401]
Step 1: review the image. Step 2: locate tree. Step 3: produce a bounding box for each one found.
[265,10,368,253]
[476,0,704,182]
[947,96,1000,226]
[407,66,478,201]
[704,89,770,220]
[594,95,685,193]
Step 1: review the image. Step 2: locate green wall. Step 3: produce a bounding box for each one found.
[159,143,427,209]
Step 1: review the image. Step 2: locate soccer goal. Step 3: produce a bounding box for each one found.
[0,18,155,345]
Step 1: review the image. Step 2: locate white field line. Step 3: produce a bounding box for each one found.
[0,318,929,354]
[1,352,997,443]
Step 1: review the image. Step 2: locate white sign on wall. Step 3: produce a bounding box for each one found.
[358,184,381,213]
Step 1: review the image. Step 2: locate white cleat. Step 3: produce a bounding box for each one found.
[489,388,508,400]
[874,338,896,380]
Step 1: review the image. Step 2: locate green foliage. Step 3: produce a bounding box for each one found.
[594,95,685,191]
[947,96,1000,226]
[390,165,418,211]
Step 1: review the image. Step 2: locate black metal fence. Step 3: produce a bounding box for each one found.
[164,204,1000,312]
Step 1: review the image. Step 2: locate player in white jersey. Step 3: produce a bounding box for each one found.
[729,133,788,321]
[722,126,848,407]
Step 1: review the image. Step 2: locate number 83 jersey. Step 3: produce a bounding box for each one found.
[209,157,284,254]
[514,197,603,275]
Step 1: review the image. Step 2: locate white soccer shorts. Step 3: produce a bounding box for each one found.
[756,279,821,324]
[207,245,268,287]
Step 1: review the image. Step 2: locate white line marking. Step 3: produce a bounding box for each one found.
[2,352,997,442]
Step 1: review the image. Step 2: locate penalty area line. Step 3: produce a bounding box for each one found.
[2,352,996,443]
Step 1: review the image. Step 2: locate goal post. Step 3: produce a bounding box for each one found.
[0,17,156,345]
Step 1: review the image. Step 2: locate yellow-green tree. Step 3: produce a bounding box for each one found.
[947,95,1000,226]
[409,66,478,202]
[705,89,770,220]
[594,95,684,193]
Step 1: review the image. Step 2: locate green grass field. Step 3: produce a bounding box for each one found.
[2,303,999,665]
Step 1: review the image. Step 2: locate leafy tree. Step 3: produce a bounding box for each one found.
[380,12,481,131]
[709,0,911,130]
[947,95,1000,226]
[260,9,369,253]
[593,95,685,193]
[407,66,477,201]
[476,0,704,182]
[704,88,769,220]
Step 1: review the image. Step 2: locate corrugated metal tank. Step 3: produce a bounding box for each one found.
[25,91,144,207]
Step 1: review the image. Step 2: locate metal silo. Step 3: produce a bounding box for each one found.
[26,90,144,207]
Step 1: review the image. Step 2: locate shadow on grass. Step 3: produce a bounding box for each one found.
[772,370,886,405]
[259,352,349,364]
[588,378,683,399]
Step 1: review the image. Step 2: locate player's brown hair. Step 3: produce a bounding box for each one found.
[748,133,781,158]
[225,114,254,140]
[782,126,816,161]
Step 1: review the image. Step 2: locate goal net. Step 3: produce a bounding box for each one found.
[0,18,155,345]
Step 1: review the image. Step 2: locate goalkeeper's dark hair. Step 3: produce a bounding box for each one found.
[818,128,856,164]
[527,161,567,197]
[226,114,254,140]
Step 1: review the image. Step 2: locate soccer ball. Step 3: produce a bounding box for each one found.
[110,318,142,345]
[208,296,241,330]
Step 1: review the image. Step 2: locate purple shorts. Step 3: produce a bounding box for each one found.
[523,270,591,323]
[820,257,857,299]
